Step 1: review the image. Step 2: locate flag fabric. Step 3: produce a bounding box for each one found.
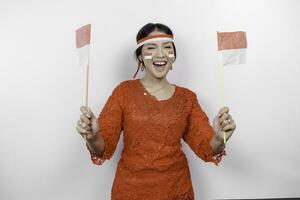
[76,24,91,67]
[217,31,247,143]
[76,24,91,107]
[217,31,247,66]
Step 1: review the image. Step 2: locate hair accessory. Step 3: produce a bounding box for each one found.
[136,34,174,49]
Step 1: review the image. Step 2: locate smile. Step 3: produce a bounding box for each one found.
[153,61,167,67]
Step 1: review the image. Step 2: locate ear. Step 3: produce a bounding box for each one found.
[138,55,143,62]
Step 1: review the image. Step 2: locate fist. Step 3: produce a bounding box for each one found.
[213,106,236,141]
[76,106,100,141]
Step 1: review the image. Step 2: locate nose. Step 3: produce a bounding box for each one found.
[157,46,164,58]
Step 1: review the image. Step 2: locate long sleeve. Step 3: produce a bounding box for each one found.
[182,93,226,166]
[86,82,125,165]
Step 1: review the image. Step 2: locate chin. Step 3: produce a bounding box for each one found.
[144,64,171,78]
[154,74,167,79]
[151,69,169,78]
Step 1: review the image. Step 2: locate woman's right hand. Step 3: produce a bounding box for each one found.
[76,106,100,142]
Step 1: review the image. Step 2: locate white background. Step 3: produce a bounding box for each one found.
[1,0,299,199]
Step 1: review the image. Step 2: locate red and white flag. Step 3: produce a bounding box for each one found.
[76,24,91,107]
[76,24,91,67]
[217,31,247,66]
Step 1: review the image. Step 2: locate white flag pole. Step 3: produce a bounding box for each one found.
[218,52,227,144]
[85,52,90,107]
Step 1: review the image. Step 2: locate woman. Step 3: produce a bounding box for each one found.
[76,23,236,200]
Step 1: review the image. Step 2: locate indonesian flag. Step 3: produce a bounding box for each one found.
[76,24,91,67]
[76,24,91,106]
[217,31,247,66]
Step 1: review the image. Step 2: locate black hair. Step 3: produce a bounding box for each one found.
[134,23,177,66]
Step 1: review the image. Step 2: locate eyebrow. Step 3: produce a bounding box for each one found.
[146,42,172,46]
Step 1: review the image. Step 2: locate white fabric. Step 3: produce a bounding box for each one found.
[77,44,90,67]
[137,37,173,49]
[219,48,246,66]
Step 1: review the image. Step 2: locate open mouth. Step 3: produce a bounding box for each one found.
[153,61,167,68]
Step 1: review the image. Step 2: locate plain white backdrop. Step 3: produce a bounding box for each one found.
[1,0,299,199]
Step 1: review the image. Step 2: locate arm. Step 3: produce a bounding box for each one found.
[86,133,105,157]
[210,134,225,156]
[182,93,226,166]
[85,82,126,165]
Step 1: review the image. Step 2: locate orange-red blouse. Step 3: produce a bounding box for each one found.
[86,79,225,200]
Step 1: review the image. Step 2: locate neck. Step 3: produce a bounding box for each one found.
[140,74,169,88]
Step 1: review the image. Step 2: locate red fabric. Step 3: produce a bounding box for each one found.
[86,79,225,200]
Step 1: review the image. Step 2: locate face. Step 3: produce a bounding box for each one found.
[138,30,175,79]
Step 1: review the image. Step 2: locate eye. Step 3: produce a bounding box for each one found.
[147,47,155,50]
[164,46,172,49]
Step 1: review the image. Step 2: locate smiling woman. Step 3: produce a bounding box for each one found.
[133,24,177,79]
[77,23,236,200]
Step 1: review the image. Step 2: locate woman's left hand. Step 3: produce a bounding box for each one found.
[213,106,236,142]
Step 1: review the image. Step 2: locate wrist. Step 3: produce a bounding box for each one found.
[210,135,225,156]
[86,132,99,144]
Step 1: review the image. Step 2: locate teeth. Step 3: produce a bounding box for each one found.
[153,61,167,66]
